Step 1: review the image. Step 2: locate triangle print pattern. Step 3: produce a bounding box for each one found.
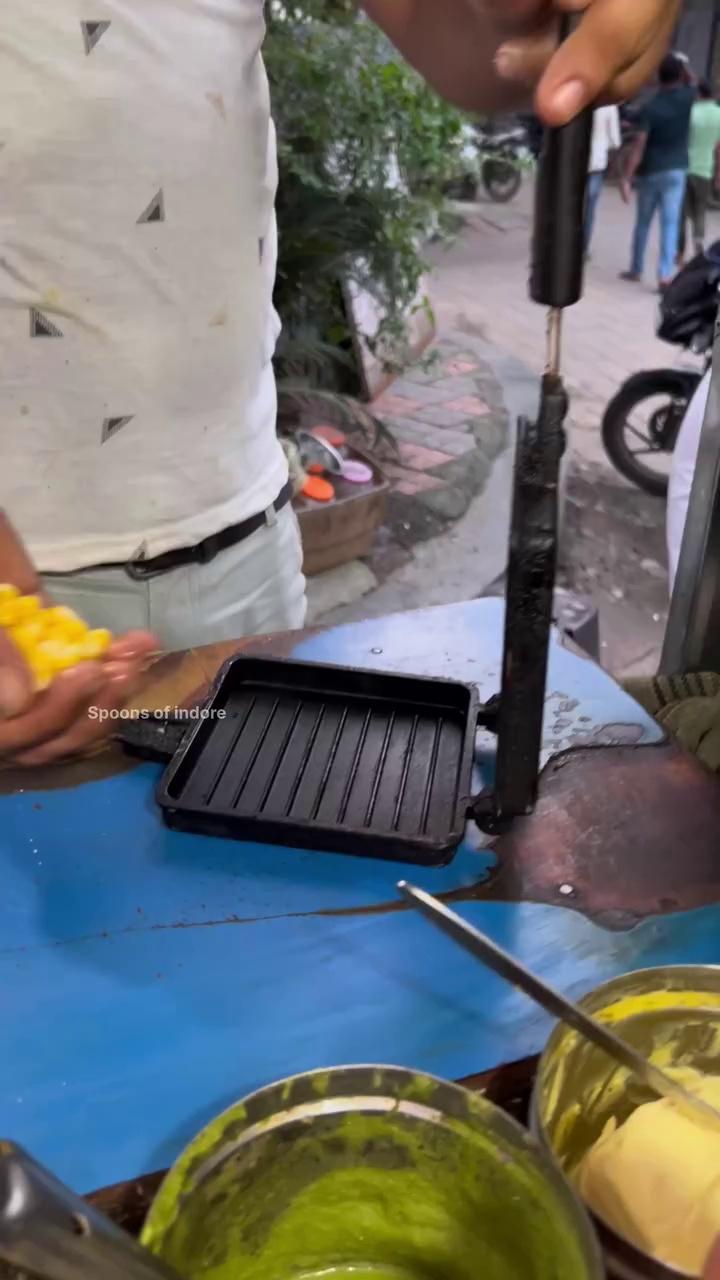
[82,21,111,55]
[137,190,165,224]
[101,416,135,444]
[30,309,63,338]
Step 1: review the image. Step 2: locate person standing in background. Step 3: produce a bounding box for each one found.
[679,81,720,262]
[585,104,622,256]
[620,54,694,292]
[673,50,693,87]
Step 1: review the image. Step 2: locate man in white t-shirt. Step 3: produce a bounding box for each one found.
[0,0,682,762]
[585,105,622,254]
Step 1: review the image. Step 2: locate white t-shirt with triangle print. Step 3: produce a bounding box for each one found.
[1,0,286,571]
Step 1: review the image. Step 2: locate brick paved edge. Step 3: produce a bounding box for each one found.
[373,333,511,546]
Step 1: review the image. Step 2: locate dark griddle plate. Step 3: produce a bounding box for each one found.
[156,657,479,865]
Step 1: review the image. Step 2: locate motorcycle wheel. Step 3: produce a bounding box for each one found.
[601,369,702,497]
[444,173,479,202]
[481,157,522,204]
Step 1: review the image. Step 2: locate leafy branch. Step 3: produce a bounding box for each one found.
[266,1,469,420]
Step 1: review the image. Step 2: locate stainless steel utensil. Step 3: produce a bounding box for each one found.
[0,1141,183,1280]
[294,431,344,475]
[142,1064,602,1280]
[532,965,720,1280]
[398,882,720,1130]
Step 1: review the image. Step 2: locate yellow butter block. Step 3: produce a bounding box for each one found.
[0,584,20,603]
[578,1072,720,1274]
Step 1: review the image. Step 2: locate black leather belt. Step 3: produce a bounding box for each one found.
[123,479,294,581]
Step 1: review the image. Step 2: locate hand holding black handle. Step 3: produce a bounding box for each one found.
[530,15,594,311]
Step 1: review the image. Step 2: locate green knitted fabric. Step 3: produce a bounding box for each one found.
[623,673,720,773]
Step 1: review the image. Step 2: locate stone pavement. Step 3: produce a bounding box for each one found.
[310,335,543,630]
[304,330,516,627]
[372,334,509,543]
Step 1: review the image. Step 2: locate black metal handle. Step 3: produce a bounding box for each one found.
[115,713,190,763]
[530,16,593,309]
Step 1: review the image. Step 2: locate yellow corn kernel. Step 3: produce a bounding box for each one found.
[77,628,112,660]
[29,661,53,692]
[9,619,46,652]
[35,639,83,672]
[0,601,22,627]
[42,605,85,629]
[47,617,89,643]
[14,594,42,621]
[0,593,113,686]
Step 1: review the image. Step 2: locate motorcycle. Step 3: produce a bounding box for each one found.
[477,124,533,203]
[477,121,536,203]
[446,120,534,205]
[602,244,720,497]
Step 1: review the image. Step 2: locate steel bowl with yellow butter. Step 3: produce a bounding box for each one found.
[531,966,720,1280]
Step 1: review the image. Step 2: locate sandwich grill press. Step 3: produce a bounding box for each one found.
[122,39,593,866]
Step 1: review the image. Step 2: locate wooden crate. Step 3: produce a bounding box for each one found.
[293,448,388,576]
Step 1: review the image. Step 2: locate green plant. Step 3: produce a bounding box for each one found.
[266,2,468,405]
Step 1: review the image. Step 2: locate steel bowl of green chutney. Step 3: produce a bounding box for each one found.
[141,1064,603,1280]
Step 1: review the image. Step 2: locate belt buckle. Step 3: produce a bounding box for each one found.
[196,535,218,565]
[125,557,162,581]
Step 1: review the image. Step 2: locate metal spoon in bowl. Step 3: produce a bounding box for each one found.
[398,881,720,1131]
[0,1141,183,1280]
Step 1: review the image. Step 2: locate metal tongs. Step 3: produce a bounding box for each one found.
[475,16,594,833]
[0,1141,182,1280]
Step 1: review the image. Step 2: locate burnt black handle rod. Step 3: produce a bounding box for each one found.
[475,16,595,832]
[530,15,594,375]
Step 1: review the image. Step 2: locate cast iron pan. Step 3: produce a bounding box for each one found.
[119,656,481,866]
